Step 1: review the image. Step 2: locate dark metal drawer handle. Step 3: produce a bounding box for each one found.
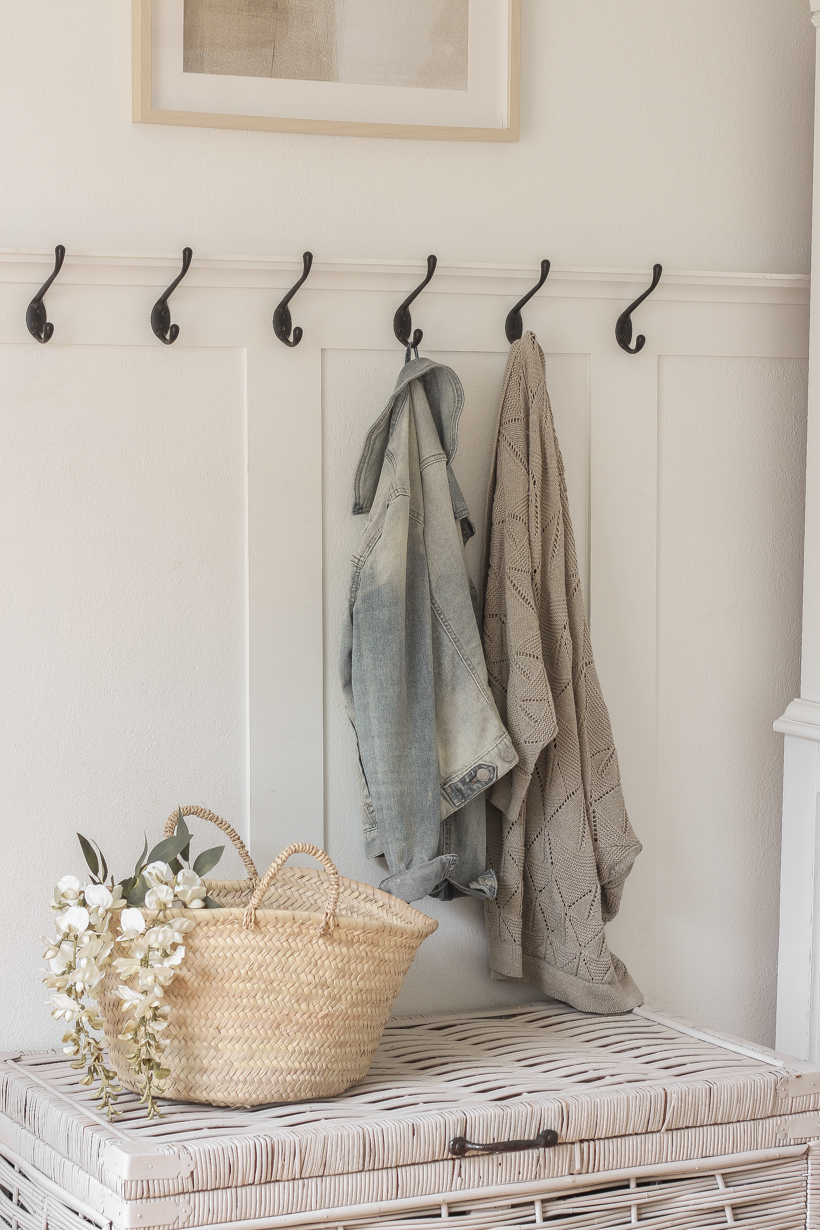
[449,1129,559,1157]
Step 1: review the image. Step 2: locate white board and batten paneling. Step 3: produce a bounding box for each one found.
[0,252,807,1048]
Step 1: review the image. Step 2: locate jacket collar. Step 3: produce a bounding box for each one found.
[352,357,465,515]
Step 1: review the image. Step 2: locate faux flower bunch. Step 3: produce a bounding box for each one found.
[42,812,224,1118]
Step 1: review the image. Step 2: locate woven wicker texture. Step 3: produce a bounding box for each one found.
[5,1003,820,1217]
[97,810,437,1106]
[0,1142,814,1230]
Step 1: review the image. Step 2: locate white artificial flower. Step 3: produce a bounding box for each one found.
[84,884,113,912]
[48,992,81,1021]
[54,875,85,903]
[144,884,174,912]
[143,925,175,950]
[143,862,174,888]
[72,962,105,994]
[48,940,76,975]
[175,868,202,890]
[163,946,185,967]
[116,984,163,1019]
[172,885,204,905]
[79,935,113,963]
[55,905,90,935]
[116,985,144,1007]
[138,966,175,991]
[119,908,146,937]
[113,956,142,979]
[174,869,206,907]
[173,870,204,890]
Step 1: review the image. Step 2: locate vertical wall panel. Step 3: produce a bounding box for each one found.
[247,344,324,868]
[588,355,659,1003]
[655,356,807,1044]
[0,344,248,1049]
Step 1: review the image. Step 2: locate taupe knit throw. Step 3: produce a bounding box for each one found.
[482,333,643,1014]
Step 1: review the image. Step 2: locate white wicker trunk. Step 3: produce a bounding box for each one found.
[2,1003,820,1230]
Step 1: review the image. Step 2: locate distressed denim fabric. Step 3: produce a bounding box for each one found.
[340,357,518,904]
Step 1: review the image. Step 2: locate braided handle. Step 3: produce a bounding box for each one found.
[165,806,259,881]
[242,842,340,936]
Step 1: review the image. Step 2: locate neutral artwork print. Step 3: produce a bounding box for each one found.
[183,0,470,92]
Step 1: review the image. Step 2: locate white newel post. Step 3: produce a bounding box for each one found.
[774,0,820,1061]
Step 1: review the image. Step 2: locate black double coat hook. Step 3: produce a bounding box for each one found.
[151,248,193,345]
[505,259,551,343]
[27,245,65,343]
[616,264,663,354]
[274,252,313,346]
[394,255,437,352]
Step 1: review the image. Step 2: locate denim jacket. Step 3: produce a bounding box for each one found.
[340,357,518,903]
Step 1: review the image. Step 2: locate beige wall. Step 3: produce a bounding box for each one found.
[0,1,812,272]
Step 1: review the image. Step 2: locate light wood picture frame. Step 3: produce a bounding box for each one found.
[133,0,520,142]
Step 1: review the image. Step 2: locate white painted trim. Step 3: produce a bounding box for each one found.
[775,0,820,1060]
[776,738,820,1059]
[0,250,809,304]
[775,698,820,741]
[634,1005,813,1068]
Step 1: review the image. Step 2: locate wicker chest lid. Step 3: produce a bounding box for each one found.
[2,1002,820,1225]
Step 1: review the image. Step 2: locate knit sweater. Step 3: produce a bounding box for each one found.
[482,333,643,1014]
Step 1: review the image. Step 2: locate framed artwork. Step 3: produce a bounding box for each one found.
[132,0,520,142]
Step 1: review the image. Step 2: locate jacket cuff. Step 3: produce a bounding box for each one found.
[379,855,457,904]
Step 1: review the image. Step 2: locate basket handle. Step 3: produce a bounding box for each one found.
[165,806,259,881]
[242,842,340,936]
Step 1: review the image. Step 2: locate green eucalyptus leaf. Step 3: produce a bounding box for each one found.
[96,841,109,886]
[77,833,100,882]
[202,895,222,910]
[128,875,148,906]
[118,876,135,898]
[133,836,148,879]
[168,858,183,875]
[146,834,189,866]
[176,813,192,864]
[193,845,224,877]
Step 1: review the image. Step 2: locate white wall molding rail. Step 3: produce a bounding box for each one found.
[0,249,808,301]
[776,699,820,742]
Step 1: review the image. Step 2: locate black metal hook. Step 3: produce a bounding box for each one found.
[26,245,66,343]
[393,255,437,351]
[615,263,663,354]
[151,248,193,345]
[505,259,551,344]
[273,252,313,347]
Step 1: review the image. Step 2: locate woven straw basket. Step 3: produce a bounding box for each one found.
[98,806,438,1107]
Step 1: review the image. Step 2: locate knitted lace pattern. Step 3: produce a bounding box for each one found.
[482,333,643,1014]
